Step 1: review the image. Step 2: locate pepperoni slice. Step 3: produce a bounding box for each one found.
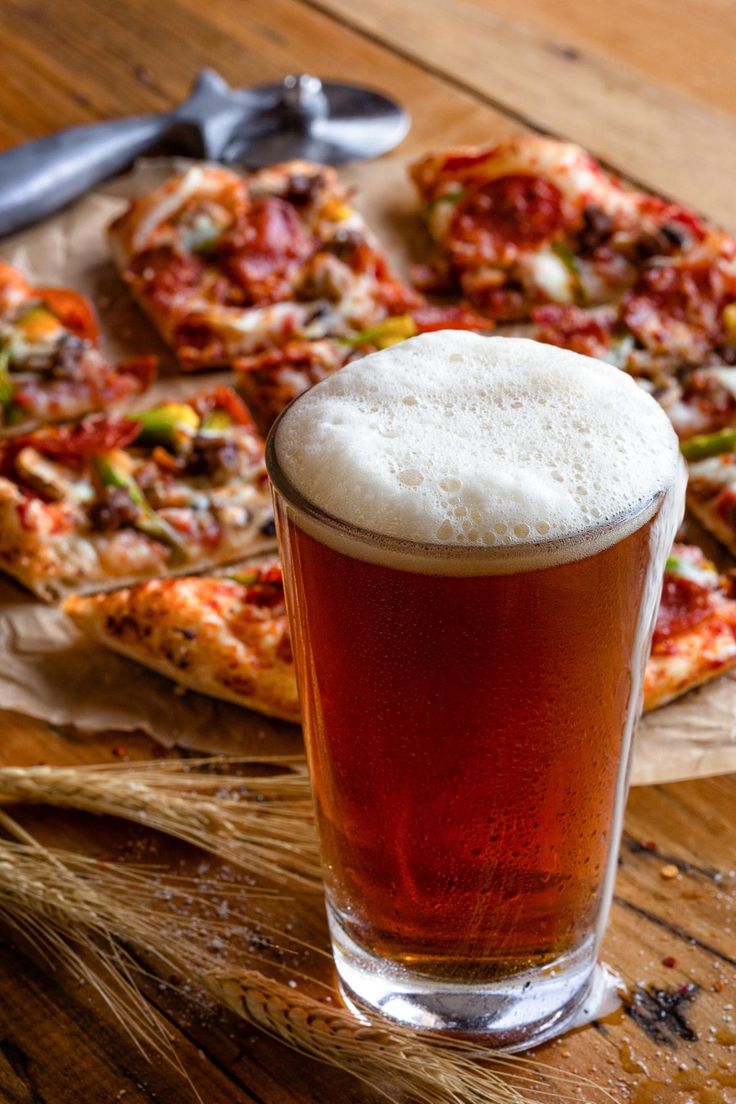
[1,416,140,473]
[129,246,205,310]
[35,417,141,460]
[219,197,314,301]
[621,258,736,355]
[247,197,313,258]
[652,573,716,644]
[36,288,99,343]
[450,174,569,263]
[532,304,614,359]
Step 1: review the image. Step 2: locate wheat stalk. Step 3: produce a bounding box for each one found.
[0,757,320,887]
[0,814,614,1104]
[0,808,198,1089]
[207,968,611,1104]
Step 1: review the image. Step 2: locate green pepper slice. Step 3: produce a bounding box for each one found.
[343,315,418,350]
[127,403,200,453]
[680,427,736,462]
[0,347,14,407]
[92,454,187,564]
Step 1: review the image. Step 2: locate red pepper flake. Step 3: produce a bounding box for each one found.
[643,840,657,851]
[677,984,691,996]
[713,980,726,992]
[112,744,128,759]
[662,955,678,968]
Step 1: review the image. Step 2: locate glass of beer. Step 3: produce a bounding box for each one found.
[266,333,684,1049]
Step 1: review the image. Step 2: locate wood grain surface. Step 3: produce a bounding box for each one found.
[313,0,736,227]
[0,2,735,1102]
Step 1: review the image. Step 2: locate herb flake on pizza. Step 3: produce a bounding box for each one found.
[63,561,299,722]
[0,386,274,600]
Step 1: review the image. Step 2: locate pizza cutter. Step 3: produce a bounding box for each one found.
[0,69,410,237]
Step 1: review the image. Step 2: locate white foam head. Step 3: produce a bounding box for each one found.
[272,333,682,573]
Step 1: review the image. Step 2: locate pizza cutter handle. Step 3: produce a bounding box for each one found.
[0,114,175,238]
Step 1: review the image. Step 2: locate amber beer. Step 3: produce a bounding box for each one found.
[267,333,683,1047]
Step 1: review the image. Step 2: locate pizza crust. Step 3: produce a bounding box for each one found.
[63,575,300,723]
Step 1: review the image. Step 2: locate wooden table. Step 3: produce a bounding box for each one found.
[1,2,735,1101]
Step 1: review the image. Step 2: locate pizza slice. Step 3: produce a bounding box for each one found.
[108,161,425,371]
[531,235,736,403]
[0,259,155,433]
[62,561,299,723]
[644,544,736,711]
[0,386,275,601]
[410,136,711,321]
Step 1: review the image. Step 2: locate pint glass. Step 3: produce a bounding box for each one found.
[266,333,684,1048]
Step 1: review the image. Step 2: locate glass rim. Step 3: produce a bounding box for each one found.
[265,397,666,569]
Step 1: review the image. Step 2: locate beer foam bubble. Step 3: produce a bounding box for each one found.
[274,333,681,572]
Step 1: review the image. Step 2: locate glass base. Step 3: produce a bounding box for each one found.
[328,906,597,1050]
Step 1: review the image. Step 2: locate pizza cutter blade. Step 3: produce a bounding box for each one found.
[223,74,411,167]
[0,69,410,237]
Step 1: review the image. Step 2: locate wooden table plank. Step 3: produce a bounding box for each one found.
[442,0,736,119]
[310,0,736,227]
[0,0,519,155]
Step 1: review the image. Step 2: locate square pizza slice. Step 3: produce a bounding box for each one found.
[410,135,713,322]
[0,259,155,434]
[0,386,275,600]
[62,560,299,723]
[107,161,426,371]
